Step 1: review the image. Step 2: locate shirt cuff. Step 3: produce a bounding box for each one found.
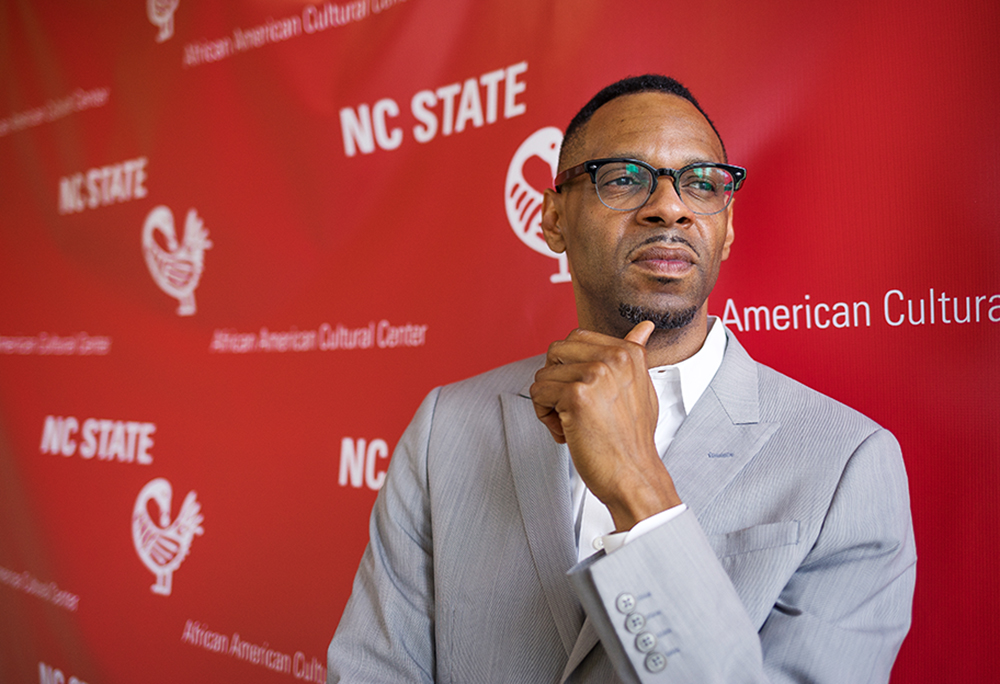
[599,503,688,555]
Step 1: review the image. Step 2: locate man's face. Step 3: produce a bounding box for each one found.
[541,92,735,338]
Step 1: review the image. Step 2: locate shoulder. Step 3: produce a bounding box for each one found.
[393,355,547,483]
[406,355,544,439]
[721,329,888,445]
[759,363,880,430]
[436,354,545,404]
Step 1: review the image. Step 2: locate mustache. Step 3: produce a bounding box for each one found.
[633,233,700,258]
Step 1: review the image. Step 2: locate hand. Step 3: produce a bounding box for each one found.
[529,321,682,531]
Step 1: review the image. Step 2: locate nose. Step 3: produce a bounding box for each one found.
[635,176,692,227]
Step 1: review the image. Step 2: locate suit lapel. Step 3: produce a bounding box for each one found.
[500,390,585,657]
[664,331,779,515]
[561,615,600,681]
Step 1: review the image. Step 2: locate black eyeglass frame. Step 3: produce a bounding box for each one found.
[553,157,747,215]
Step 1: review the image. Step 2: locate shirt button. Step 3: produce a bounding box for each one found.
[615,593,636,614]
[644,651,667,673]
[635,632,657,653]
[624,612,646,634]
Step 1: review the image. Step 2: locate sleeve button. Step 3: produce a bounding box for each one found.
[635,632,657,653]
[644,651,667,673]
[624,612,646,634]
[615,593,636,614]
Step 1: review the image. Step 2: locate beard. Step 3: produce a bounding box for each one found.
[618,302,697,330]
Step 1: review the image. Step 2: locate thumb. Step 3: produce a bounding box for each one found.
[624,320,655,346]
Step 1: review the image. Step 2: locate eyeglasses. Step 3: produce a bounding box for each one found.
[554,158,747,215]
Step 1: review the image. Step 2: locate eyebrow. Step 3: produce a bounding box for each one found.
[609,153,720,168]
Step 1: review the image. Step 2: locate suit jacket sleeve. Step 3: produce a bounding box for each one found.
[568,427,916,684]
[327,389,440,683]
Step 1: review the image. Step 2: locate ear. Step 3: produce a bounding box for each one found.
[540,188,566,254]
[721,200,735,261]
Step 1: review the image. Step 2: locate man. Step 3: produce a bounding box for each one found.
[328,75,915,683]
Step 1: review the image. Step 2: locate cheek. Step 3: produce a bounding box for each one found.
[700,218,733,260]
[565,238,603,279]
[564,214,620,270]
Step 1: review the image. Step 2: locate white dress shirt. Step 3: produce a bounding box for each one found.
[571,318,727,562]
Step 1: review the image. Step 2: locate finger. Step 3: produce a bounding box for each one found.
[545,335,632,367]
[529,378,574,413]
[530,378,587,428]
[537,410,566,444]
[624,320,655,346]
[530,395,567,443]
[544,331,592,367]
[534,359,603,385]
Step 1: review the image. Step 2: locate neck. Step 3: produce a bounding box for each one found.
[642,315,711,367]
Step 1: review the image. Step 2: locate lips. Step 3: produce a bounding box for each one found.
[629,244,697,276]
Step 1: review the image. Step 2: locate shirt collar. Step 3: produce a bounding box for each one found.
[648,316,727,416]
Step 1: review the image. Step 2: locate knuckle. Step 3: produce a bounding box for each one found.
[584,361,609,383]
[609,347,631,367]
[566,382,588,405]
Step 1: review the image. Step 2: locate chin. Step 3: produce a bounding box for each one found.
[618,302,698,330]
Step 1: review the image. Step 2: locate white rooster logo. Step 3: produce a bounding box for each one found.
[504,126,570,283]
[132,478,204,596]
[142,205,212,316]
[147,0,180,43]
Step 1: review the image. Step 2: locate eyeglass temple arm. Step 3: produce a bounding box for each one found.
[552,164,590,191]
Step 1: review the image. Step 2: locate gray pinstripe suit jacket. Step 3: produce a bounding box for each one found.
[328,329,916,683]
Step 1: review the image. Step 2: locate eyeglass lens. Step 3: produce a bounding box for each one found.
[593,162,735,214]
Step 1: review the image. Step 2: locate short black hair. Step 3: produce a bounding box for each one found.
[559,74,727,168]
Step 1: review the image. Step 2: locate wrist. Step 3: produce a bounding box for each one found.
[606,468,682,532]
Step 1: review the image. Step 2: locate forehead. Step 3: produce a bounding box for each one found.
[577,92,725,165]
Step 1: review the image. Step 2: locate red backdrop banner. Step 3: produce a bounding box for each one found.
[2,1,998,682]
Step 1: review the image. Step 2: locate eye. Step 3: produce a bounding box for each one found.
[596,163,649,194]
[684,178,717,192]
[607,175,640,187]
[680,168,729,198]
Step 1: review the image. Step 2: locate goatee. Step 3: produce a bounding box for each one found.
[618,302,697,330]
